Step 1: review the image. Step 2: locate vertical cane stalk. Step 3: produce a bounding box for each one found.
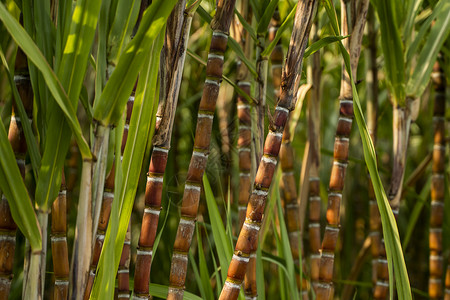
[51,174,70,300]
[316,1,369,299]
[306,20,322,293]
[132,1,198,299]
[219,1,318,299]
[428,60,445,300]
[167,1,237,299]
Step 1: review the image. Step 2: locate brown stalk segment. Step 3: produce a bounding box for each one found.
[117,221,131,299]
[166,1,237,299]
[134,1,194,298]
[280,127,309,298]
[51,174,70,300]
[219,1,318,299]
[317,1,369,298]
[428,61,446,300]
[307,21,322,293]
[0,47,32,299]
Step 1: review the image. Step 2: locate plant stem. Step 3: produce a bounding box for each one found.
[69,159,93,300]
[51,174,70,300]
[316,1,369,298]
[219,1,318,299]
[306,20,322,293]
[91,123,110,246]
[428,60,445,300]
[167,1,237,299]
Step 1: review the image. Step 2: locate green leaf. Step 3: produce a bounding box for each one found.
[93,0,177,125]
[257,0,279,34]
[372,0,406,105]
[0,2,91,159]
[234,8,257,41]
[0,120,41,251]
[303,35,348,58]
[92,26,165,297]
[324,1,412,298]
[203,174,233,286]
[261,3,297,58]
[0,47,41,180]
[406,0,450,98]
[195,226,215,300]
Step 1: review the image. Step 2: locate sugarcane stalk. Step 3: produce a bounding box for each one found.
[51,173,70,300]
[219,1,318,299]
[117,221,131,299]
[306,20,322,293]
[132,1,193,299]
[69,159,93,300]
[428,60,445,300]
[167,1,237,299]
[0,46,33,299]
[316,1,369,298]
[445,260,450,300]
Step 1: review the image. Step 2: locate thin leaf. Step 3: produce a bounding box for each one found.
[303,35,348,58]
[234,8,257,41]
[203,174,233,285]
[147,283,203,300]
[0,120,41,251]
[257,0,279,34]
[0,47,41,180]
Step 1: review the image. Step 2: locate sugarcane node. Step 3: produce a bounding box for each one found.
[210,33,228,52]
[227,257,248,281]
[339,99,354,116]
[237,130,252,148]
[236,225,259,253]
[139,215,159,248]
[431,177,445,200]
[373,283,389,299]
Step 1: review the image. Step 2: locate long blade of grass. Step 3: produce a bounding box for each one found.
[203,174,233,285]
[405,0,450,98]
[93,0,177,126]
[0,120,41,251]
[148,283,203,300]
[324,1,412,298]
[257,0,279,34]
[91,28,165,298]
[0,2,91,159]
[195,226,215,300]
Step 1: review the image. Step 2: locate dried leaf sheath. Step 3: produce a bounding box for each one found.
[0,48,33,299]
[316,1,369,298]
[428,61,445,300]
[51,174,69,300]
[167,1,237,299]
[133,1,192,298]
[219,1,318,299]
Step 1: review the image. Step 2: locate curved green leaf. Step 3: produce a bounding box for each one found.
[0,121,41,251]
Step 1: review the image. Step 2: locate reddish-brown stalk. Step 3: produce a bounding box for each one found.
[166,1,237,299]
[306,21,322,293]
[316,1,369,298]
[219,1,318,299]
[428,61,445,300]
[0,47,33,299]
[133,1,193,299]
[51,174,70,300]
[445,260,450,300]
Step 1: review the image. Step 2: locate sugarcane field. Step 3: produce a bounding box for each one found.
[0,0,449,299]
